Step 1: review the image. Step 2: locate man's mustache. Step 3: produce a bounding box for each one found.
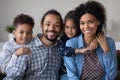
[46,30,58,34]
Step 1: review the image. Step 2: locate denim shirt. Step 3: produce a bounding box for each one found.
[64,34,118,80]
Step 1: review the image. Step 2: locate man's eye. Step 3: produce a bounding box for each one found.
[46,23,50,26]
[55,24,60,27]
[27,32,32,34]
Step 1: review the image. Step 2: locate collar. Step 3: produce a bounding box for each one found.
[34,33,58,47]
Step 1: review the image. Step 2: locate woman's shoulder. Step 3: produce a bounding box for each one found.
[106,36,115,43]
[67,36,79,43]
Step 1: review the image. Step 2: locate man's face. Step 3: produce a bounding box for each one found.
[41,14,62,42]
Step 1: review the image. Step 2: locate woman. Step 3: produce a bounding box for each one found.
[64,1,118,80]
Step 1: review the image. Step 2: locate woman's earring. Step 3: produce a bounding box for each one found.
[98,22,100,25]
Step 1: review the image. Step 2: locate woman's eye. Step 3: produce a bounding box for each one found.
[80,22,84,25]
[65,26,69,29]
[88,20,94,24]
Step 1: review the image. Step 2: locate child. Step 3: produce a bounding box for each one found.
[0,14,34,75]
[58,10,97,80]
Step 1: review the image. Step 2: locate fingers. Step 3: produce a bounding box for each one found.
[81,47,90,54]
[96,31,109,53]
[23,47,31,54]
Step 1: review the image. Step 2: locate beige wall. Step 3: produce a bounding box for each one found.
[0,0,120,41]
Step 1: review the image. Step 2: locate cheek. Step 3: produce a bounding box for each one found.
[64,28,68,33]
[79,26,83,31]
[56,27,61,33]
[93,25,98,31]
[72,29,77,34]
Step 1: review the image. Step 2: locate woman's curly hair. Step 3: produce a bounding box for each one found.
[74,0,106,34]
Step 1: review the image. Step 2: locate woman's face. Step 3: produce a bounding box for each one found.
[80,13,100,38]
[65,19,76,38]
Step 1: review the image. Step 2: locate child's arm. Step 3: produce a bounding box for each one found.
[60,47,75,56]
[88,38,98,51]
[6,46,31,73]
[1,44,31,73]
[75,48,89,54]
[59,38,98,56]
[75,38,98,54]
[0,43,13,73]
[15,46,31,56]
[96,32,109,53]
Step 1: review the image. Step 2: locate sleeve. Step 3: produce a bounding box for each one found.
[64,40,79,80]
[3,55,28,80]
[102,37,118,80]
[6,54,18,72]
[60,47,75,56]
[0,43,13,73]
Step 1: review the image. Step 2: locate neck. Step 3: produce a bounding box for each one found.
[40,35,56,47]
[84,36,94,45]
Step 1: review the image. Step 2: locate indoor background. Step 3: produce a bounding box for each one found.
[0,0,120,42]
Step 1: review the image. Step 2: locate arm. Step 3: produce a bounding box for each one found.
[15,46,31,56]
[4,55,28,80]
[6,46,31,73]
[1,43,30,73]
[64,56,79,80]
[103,38,118,80]
[0,43,13,73]
[59,43,89,56]
[96,33,118,80]
[60,47,75,56]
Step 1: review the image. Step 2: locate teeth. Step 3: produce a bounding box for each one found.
[85,30,91,33]
[86,30,90,33]
[48,32,55,36]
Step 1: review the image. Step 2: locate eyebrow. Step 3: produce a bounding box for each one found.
[44,21,61,24]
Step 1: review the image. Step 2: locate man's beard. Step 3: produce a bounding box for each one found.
[44,30,60,42]
[44,34,58,42]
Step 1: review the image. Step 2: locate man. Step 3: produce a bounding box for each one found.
[4,9,63,80]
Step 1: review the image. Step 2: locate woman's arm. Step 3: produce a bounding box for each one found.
[103,37,118,80]
[64,56,79,80]
[64,40,79,80]
[96,33,118,80]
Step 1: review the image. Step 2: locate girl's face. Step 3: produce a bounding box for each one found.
[80,13,100,38]
[65,19,77,38]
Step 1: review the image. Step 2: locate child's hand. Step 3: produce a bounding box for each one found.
[75,47,90,54]
[96,32,109,53]
[88,38,98,51]
[15,46,31,56]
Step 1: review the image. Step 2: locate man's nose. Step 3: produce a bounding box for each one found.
[49,24,55,30]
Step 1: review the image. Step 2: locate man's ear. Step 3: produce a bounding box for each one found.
[40,23,43,28]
